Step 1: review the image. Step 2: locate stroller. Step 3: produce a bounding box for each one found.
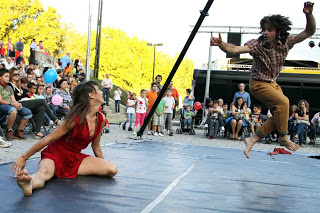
[176,107,195,135]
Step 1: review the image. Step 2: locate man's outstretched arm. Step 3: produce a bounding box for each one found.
[293,1,316,44]
[211,33,250,54]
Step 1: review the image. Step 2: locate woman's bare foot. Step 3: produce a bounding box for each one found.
[235,134,238,140]
[278,136,300,151]
[17,169,33,196]
[244,135,260,159]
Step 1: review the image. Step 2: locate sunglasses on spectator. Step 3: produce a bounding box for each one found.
[13,73,19,76]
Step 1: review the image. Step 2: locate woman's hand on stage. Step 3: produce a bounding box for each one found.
[10,155,26,177]
[210,33,222,46]
[303,1,314,15]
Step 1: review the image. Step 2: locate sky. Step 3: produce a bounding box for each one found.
[42,0,320,68]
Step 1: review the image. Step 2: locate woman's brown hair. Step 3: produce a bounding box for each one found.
[64,81,99,127]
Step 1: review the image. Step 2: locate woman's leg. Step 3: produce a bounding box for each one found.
[16,159,55,196]
[231,119,236,138]
[78,156,117,177]
[235,120,243,138]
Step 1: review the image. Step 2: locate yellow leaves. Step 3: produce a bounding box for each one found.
[0,1,194,98]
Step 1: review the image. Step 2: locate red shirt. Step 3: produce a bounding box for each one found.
[0,48,5,56]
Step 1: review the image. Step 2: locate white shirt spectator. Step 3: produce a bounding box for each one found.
[127,99,136,114]
[4,59,14,70]
[33,69,41,77]
[101,78,113,88]
[30,41,37,50]
[136,97,147,113]
[114,90,122,100]
[163,96,175,114]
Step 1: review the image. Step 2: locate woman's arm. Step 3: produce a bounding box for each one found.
[91,114,106,159]
[10,121,76,176]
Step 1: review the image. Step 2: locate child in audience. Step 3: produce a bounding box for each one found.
[152,93,166,136]
[219,103,230,133]
[163,88,175,136]
[122,92,136,131]
[133,89,148,135]
[250,105,263,135]
[207,100,221,139]
[183,105,197,129]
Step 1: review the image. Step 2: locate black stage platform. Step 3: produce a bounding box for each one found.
[1,141,320,213]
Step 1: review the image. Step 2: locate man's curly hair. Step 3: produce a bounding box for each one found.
[259,14,292,44]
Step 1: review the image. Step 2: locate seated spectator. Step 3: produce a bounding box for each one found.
[217,98,224,111]
[15,52,25,66]
[309,112,320,145]
[219,103,230,134]
[64,63,72,76]
[36,76,43,85]
[78,68,86,82]
[250,105,263,135]
[183,105,197,129]
[18,66,25,77]
[0,68,32,141]
[182,88,195,112]
[66,71,77,92]
[53,79,72,116]
[288,104,297,133]
[294,100,310,147]
[207,100,220,140]
[230,97,246,140]
[3,57,14,70]
[204,98,213,123]
[26,73,34,83]
[8,71,60,139]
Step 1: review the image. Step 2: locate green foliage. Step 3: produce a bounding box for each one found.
[0,0,66,58]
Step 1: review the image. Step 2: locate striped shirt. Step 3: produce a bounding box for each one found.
[53,88,72,108]
[245,36,295,82]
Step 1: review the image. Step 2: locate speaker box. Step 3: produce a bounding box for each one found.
[226,33,241,58]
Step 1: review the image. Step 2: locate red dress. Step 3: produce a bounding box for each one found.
[41,112,104,178]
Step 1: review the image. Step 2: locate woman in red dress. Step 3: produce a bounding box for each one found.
[10,81,118,196]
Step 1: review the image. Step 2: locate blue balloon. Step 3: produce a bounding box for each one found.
[44,69,57,84]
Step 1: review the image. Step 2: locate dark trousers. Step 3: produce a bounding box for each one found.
[56,108,69,116]
[21,99,57,132]
[115,100,120,113]
[208,118,219,137]
[29,48,35,65]
[103,88,110,105]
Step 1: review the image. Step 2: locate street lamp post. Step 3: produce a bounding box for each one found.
[147,43,163,82]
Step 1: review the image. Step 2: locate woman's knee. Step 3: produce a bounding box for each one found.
[106,164,118,177]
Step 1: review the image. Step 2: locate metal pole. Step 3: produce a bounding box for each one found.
[152,46,156,82]
[137,0,214,138]
[94,0,103,78]
[85,0,92,81]
[200,33,213,128]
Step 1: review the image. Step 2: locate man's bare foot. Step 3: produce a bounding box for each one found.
[244,135,260,159]
[278,136,300,151]
[17,169,32,196]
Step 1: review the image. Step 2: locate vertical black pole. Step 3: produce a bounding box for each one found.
[137,0,214,137]
[94,0,103,78]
